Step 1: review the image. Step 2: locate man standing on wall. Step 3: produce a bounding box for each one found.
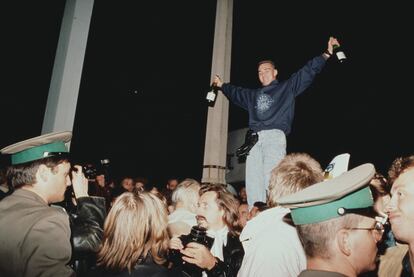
[214,37,340,207]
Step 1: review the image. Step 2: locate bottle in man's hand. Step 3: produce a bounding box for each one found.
[206,84,218,107]
[333,44,347,63]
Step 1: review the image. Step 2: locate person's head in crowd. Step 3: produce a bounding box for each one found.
[134,176,148,192]
[167,178,179,191]
[238,186,247,204]
[145,184,167,207]
[171,178,201,214]
[369,172,391,214]
[147,183,160,194]
[268,152,324,208]
[197,184,241,234]
[248,201,268,219]
[386,155,414,247]
[97,191,169,273]
[95,173,105,187]
[238,203,249,228]
[167,178,200,237]
[120,176,134,192]
[162,177,179,210]
[278,163,384,277]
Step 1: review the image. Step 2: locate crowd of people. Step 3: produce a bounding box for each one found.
[0,130,413,277]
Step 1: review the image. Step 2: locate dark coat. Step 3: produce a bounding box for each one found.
[206,233,244,277]
[65,196,107,276]
[169,233,244,277]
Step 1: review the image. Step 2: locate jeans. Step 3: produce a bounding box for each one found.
[246,129,286,208]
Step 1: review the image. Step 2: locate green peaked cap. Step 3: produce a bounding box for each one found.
[277,163,375,225]
[0,131,72,165]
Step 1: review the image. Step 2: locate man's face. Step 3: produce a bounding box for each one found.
[239,187,247,202]
[238,203,249,227]
[121,178,134,192]
[249,206,260,220]
[196,191,225,231]
[96,174,105,187]
[168,179,178,190]
[348,216,381,273]
[258,62,277,86]
[135,181,145,191]
[386,167,414,243]
[47,161,72,203]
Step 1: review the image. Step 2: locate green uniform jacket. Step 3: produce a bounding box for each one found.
[0,189,74,277]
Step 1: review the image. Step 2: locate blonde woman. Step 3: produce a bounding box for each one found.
[93,191,170,276]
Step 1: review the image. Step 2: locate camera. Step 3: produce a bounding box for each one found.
[72,158,111,181]
[82,164,98,180]
[179,225,214,249]
[169,225,214,276]
[71,163,98,180]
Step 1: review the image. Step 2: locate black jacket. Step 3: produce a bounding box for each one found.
[206,233,244,277]
[66,196,107,276]
[169,233,244,277]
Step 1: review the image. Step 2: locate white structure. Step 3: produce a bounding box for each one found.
[202,0,234,185]
[42,0,94,142]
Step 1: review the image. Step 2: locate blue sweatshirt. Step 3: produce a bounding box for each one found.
[221,55,326,135]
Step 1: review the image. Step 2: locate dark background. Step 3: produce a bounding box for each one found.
[2,1,413,186]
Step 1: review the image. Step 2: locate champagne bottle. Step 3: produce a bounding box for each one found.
[206,84,218,107]
[333,44,347,63]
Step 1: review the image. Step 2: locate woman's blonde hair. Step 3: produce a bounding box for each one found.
[97,191,169,272]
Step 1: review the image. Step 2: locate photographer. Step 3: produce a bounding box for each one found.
[168,184,244,277]
[61,167,107,276]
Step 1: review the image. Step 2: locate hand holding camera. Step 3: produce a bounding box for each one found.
[169,225,214,273]
[71,165,89,198]
[181,242,217,270]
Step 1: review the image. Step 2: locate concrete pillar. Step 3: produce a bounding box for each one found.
[202,0,233,185]
[42,0,94,146]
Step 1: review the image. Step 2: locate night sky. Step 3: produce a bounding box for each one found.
[2,1,413,186]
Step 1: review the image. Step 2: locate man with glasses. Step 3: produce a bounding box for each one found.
[278,163,384,277]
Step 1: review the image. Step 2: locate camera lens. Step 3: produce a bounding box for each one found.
[189,226,208,244]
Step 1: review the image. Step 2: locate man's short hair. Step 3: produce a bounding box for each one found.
[388,155,414,184]
[268,153,323,207]
[6,156,69,189]
[297,213,364,259]
[253,201,268,212]
[257,60,275,68]
[171,178,200,210]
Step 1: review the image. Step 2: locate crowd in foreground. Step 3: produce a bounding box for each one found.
[0,131,413,277]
